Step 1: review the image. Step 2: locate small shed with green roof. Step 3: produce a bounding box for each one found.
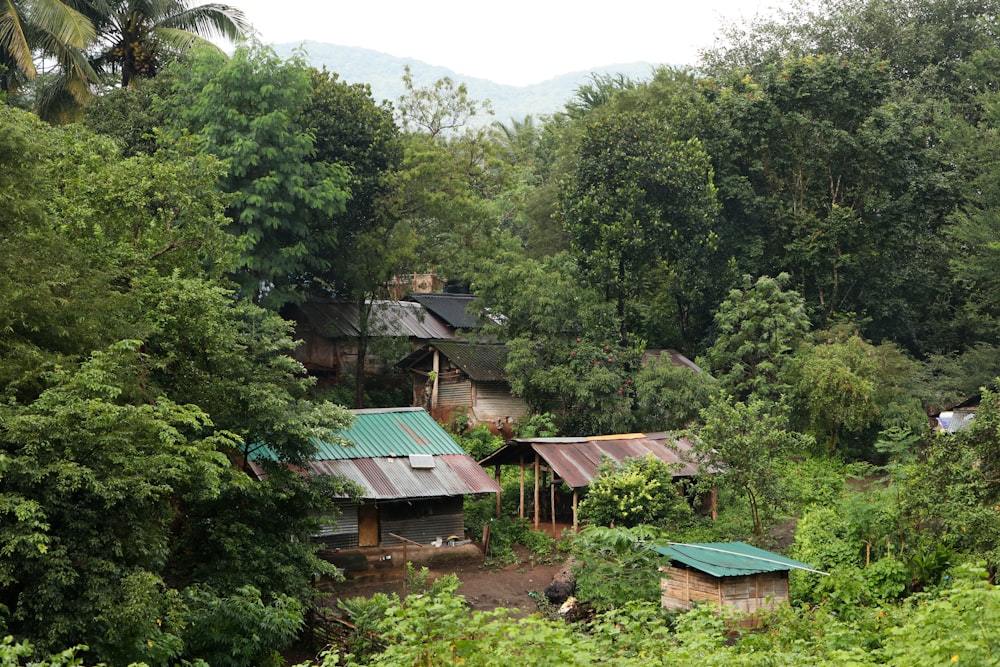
[652,542,821,614]
[248,407,500,550]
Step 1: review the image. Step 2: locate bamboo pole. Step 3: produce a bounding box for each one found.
[431,348,439,408]
[550,473,556,533]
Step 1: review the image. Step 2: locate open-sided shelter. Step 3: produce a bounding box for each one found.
[248,407,500,550]
[653,542,820,615]
[477,433,710,530]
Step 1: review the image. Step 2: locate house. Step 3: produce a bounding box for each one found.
[652,542,820,615]
[284,299,456,385]
[396,340,528,431]
[247,407,500,550]
[477,432,711,530]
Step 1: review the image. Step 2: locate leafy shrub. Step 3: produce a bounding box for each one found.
[179,585,303,667]
[513,412,559,438]
[882,563,1000,666]
[463,473,540,541]
[479,517,554,566]
[567,525,665,610]
[578,454,694,529]
[453,423,504,460]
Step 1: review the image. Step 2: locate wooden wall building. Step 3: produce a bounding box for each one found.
[397,340,528,433]
[652,542,821,616]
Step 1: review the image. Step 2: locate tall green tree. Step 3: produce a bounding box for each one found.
[560,108,718,344]
[161,43,351,307]
[789,328,925,455]
[300,67,411,408]
[703,55,957,351]
[472,247,644,435]
[0,103,354,662]
[704,273,810,402]
[390,70,504,280]
[0,341,232,656]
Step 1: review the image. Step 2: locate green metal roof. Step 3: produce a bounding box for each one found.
[254,407,467,461]
[651,542,819,577]
[318,407,467,459]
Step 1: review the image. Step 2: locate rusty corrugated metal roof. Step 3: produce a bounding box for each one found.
[295,300,455,340]
[478,433,705,489]
[248,454,500,500]
[247,408,500,499]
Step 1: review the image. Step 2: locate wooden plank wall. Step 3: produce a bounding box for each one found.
[661,566,790,614]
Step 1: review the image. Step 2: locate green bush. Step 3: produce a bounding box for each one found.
[453,424,504,460]
[179,585,303,667]
[478,517,554,566]
[578,454,694,529]
[566,525,665,610]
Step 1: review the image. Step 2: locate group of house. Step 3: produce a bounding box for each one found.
[258,291,820,614]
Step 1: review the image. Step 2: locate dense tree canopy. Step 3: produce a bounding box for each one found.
[11,0,1000,661]
[0,101,354,663]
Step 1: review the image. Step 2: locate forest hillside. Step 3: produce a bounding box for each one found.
[5,0,1000,664]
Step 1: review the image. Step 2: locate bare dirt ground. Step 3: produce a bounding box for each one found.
[325,545,566,617]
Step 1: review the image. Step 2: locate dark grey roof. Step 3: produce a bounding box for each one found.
[292,300,455,340]
[397,340,509,382]
[409,294,482,330]
[643,349,704,373]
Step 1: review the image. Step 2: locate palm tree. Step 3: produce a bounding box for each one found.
[87,0,251,87]
[0,0,94,94]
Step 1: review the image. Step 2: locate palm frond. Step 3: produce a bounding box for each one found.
[157,3,249,41]
[24,0,95,48]
[1,0,36,77]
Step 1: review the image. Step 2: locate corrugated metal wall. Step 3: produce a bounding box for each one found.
[313,497,467,549]
[379,496,465,546]
[437,380,472,406]
[474,381,528,421]
[313,499,360,550]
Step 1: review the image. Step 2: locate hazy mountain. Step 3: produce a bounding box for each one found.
[272,41,665,124]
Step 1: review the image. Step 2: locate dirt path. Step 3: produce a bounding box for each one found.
[327,547,566,617]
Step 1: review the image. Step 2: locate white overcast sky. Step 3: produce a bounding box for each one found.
[223,1,793,86]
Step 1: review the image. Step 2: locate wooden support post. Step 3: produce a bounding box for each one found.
[494,464,501,517]
[431,348,440,409]
[550,474,556,533]
[711,486,718,521]
[572,489,579,531]
[519,455,525,519]
[533,454,540,529]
